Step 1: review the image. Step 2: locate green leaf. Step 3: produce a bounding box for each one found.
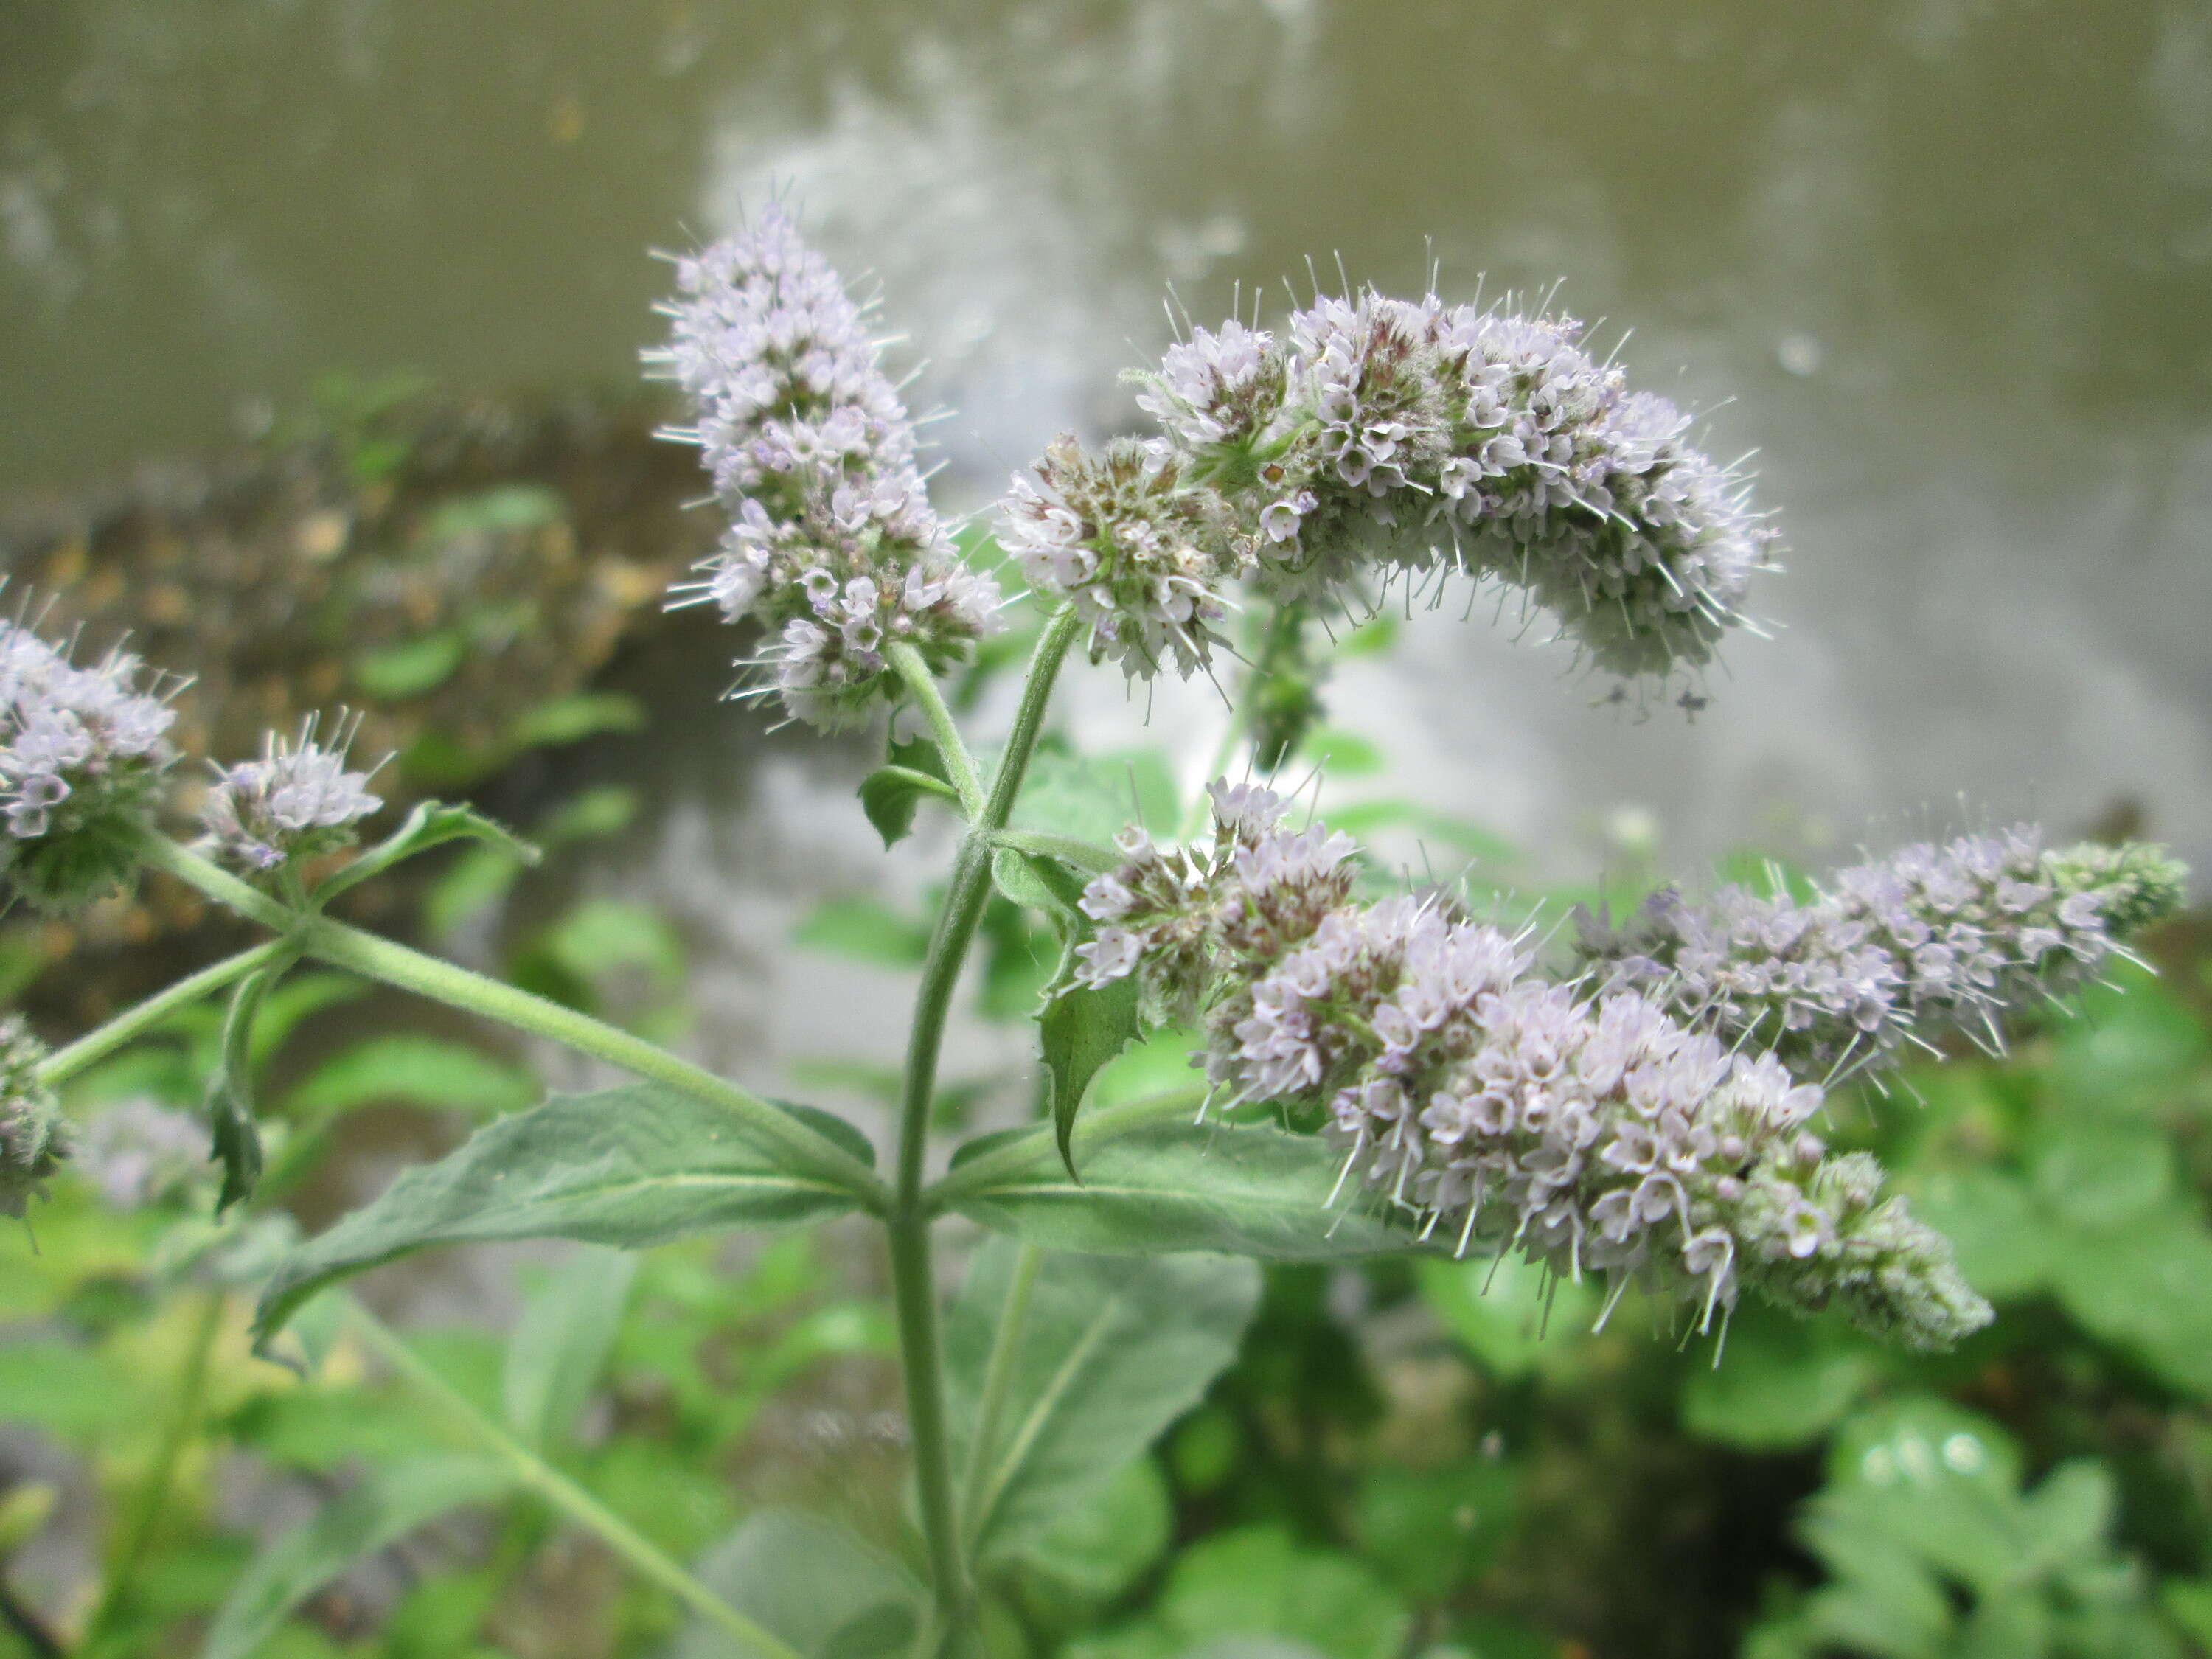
[201,1454,512,1659]
[255,1085,867,1338]
[992,846,1090,926]
[1151,1524,1410,1659]
[1352,1461,1519,1602]
[508,691,647,750]
[858,765,959,849]
[1040,977,1144,1180]
[1012,1457,1174,1607]
[1415,1255,1597,1381]
[946,1240,1260,1552]
[352,630,467,700]
[208,967,275,1214]
[1680,1303,1882,1450]
[420,483,563,540]
[671,1509,919,1659]
[2051,1207,2212,1396]
[2029,1120,2174,1231]
[792,897,932,966]
[283,1036,538,1121]
[1321,801,1520,869]
[502,1245,637,1450]
[1298,728,1384,778]
[316,799,540,905]
[1905,1168,2055,1300]
[992,829,1121,877]
[947,1118,1410,1259]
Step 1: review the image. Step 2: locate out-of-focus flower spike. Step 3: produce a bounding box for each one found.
[0,1016,70,1219]
[0,604,179,911]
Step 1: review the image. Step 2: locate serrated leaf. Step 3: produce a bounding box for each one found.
[316,799,540,905]
[208,967,275,1214]
[858,765,960,849]
[202,1454,512,1659]
[1039,975,1143,1180]
[503,1245,636,1450]
[672,1509,919,1659]
[947,1118,1408,1259]
[945,1240,1259,1553]
[255,1085,866,1337]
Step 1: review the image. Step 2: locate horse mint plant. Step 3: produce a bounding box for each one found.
[7,208,2185,1658]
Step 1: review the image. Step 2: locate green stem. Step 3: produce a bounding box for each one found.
[131,834,886,1210]
[345,1301,801,1659]
[888,643,988,821]
[886,607,1081,1650]
[35,940,293,1089]
[91,1289,225,1638]
[1182,599,1310,839]
[957,1243,1043,1554]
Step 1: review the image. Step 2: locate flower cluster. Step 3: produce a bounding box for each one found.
[0,1016,71,1218]
[1121,288,1777,680]
[0,614,177,910]
[650,205,1001,728]
[200,718,383,872]
[77,1096,208,1211]
[1576,831,2188,1082]
[1071,782,1987,1347]
[1001,437,1242,678]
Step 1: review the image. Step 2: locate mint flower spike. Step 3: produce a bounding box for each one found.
[201,712,385,873]
[0,610,179,912]
[1576,829,2190,1085]
[0,1016,72,1219]
[1133,286,1778,683]
[1072,780,1987,1350]
[647,204,1002,728]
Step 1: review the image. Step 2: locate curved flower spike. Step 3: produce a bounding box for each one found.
[1071,781,1987,1349]
[1118,286,1778,683]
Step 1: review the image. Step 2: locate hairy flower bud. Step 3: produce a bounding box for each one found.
[650,205,1001,728]
[1001,437,1245,678]
[0,613,178,911]
[201,717,383,872]
[0,1016,71,1218]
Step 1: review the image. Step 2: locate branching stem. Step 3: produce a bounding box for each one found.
[886,606,1079,1650]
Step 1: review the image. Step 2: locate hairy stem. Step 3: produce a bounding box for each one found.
[888,643,988,820]
[131,833,886,1209]
[346,1301,801,1659]
[36,939,293,1088]
[958,1242,1043,1554]
[888,607,1080,1649]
